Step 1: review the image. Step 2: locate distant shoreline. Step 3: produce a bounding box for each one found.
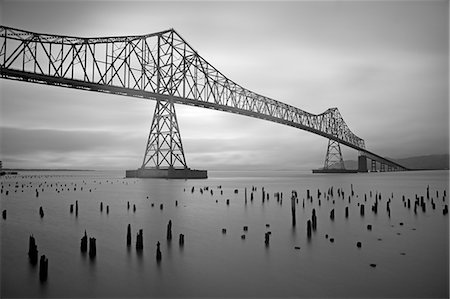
[1,169,95,172]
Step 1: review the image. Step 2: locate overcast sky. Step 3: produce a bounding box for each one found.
[0,0,448,170]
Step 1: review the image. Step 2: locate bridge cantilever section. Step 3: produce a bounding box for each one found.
[0,26,407,171]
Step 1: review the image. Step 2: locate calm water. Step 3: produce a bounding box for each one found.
[1,170,448,298]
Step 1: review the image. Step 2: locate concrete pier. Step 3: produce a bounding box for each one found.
[358,155,368,172]
[126,167,207,179]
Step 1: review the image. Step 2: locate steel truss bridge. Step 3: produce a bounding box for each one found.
[0,26,408,173]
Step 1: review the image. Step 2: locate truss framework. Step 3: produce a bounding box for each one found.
[0,26,408,171]
[142,99,187,169]
[324,139,345,169]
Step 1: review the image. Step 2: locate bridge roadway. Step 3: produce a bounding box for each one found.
[0,26,408,171]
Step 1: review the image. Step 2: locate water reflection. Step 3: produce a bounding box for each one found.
[1,170,448,298]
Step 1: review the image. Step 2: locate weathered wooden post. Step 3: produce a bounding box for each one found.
[39,255,48,282]
[167,220,172,241]
[312,209,317,230]
[80,230,88,252]
[291,194,296,227]
[28,235,38,264]
[307,220,312,238]
[179,234,185,246]
[127,224,132,247]
[136,229,143,250]
[156,241,162,262]
[89,237,96,258]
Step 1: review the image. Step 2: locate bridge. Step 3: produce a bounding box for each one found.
[0,26,408,178]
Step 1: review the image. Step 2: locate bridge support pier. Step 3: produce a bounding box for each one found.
[126,99,207,179]
[312,139,357,173]
[371,159,377,172]
[358,155,368,173]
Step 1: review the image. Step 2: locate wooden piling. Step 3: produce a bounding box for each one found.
[136,229,143,250]
[39,255,48,282]
[167,220,172,241]
[80,230,88,252]
[179,234,185,246]
[156,241,162,262]
[89,237,96,258]
[127,224,132,247]
[312,209,317,230]
[28,235,38,264]
[291,195,296,227]
[307,220,312,238]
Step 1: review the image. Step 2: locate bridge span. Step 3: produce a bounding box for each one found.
[0,26,408,177]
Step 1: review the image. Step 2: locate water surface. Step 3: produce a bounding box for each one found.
[1,170,448,297]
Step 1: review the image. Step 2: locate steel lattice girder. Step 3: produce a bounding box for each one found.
[0,25,408,171]
[142,100,187,169]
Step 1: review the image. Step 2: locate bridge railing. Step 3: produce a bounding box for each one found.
[0,26,365,150]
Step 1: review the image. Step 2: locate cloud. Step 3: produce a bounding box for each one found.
[0,1,447,170]
[0,126,143,169]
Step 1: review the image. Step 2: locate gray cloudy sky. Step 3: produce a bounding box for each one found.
[0,0,448,170]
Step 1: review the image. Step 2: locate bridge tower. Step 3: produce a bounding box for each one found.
[142,100,187,169]
[323,139,345,170]
[313,139,358,173]
[125,99,207,179]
